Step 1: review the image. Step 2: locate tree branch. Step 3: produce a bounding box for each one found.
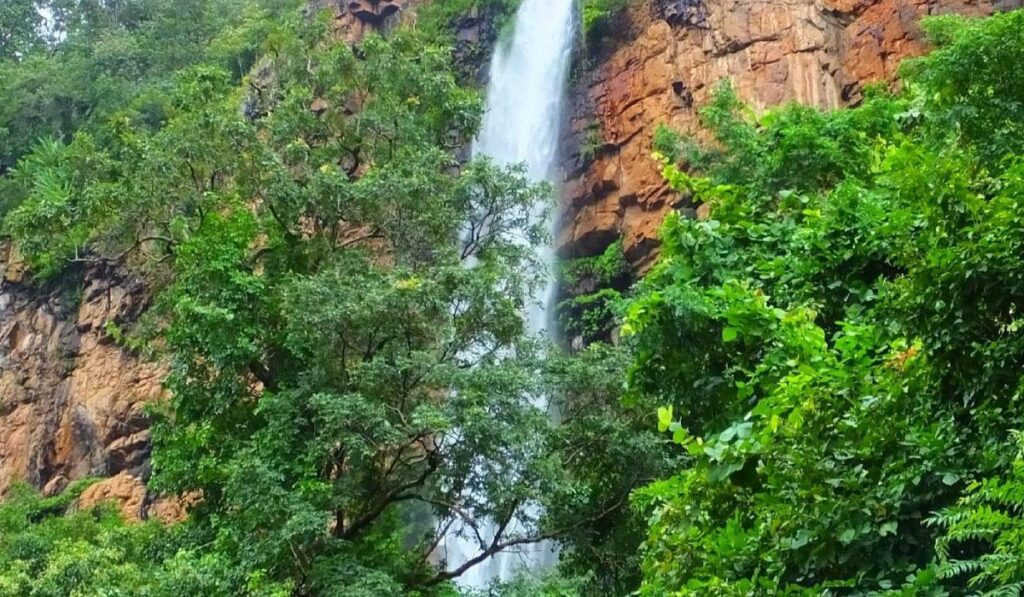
[421,487,638,587]
[338,454,440,540]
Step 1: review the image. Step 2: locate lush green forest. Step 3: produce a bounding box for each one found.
[2,1,1024,595]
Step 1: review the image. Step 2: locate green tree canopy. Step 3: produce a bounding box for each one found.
[1,2,581,593]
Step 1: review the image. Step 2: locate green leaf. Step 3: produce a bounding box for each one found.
[657,406,674,433]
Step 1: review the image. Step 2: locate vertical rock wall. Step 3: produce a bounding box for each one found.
[0,243,162,497]
[559,0,1020,271]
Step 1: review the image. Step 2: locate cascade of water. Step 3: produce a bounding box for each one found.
[476,0,577,336]
[442,0,576,588]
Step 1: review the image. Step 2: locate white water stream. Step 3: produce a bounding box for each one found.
[442,0,577,588]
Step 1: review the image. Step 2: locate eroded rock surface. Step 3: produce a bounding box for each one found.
[306,0,416,43]
[559,0,1020,271]
[0,242,163,497]
[76,472,189,523]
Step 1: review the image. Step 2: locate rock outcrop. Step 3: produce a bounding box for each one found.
[307,0,415,43]
[0,242,162,498]
[559,0,1021,271]
[76,472,190,523]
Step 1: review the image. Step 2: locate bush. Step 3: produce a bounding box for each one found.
[626,10,1024,594]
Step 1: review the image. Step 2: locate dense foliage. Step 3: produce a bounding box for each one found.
[631,10,1024,595]
[0,482,289,596]
[0,0,302,178]
[931,432,1024,594]
[416,0,520,39]
[557,240,631,344]
[0,1,604,595]
[5,1,1024,596]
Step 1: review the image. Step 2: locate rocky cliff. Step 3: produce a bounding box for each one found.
[1,0,1015,505]
[558,0,1020,272]
[0,243,162,499]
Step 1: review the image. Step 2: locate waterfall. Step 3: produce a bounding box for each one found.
[443,0,576,588]
[476,0,576,336]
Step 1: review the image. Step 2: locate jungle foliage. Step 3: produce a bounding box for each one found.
[631,9,1024,595]
[4,2,1024,597]
[0,1,638,595]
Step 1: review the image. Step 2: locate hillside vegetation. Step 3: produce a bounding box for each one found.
[2,1,1024,595]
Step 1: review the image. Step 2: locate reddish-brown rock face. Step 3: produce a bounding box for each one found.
[559,0,1020,271]
[75,472,190,523]
[0,242,163,497]
[307,0,417,43]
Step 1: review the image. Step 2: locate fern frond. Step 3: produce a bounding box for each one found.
[982,582,1024,597]
[939,558,985,580]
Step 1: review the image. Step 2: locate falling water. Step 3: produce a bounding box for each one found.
[443,0,577,588]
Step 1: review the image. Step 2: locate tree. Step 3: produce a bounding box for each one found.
[540,345,680,595]
[4,8,573,591]
[0,0,299,173]
[0,0,42,61]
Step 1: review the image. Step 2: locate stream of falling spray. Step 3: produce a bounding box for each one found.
[443,0,577,588]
